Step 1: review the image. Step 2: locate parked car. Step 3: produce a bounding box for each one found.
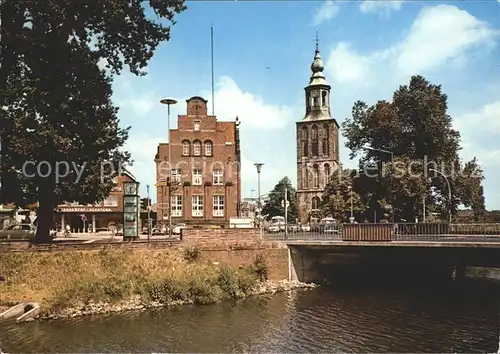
[301,224,311,232]
[151,226,166,235]
[267,224,281,233]
[287,224,300,233]
[323,223,341,234]
[0,223,44,241]
[114,225,124,236]
[172,223,187,235]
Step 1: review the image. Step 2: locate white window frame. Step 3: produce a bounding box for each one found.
[212,168,224,185]
[213,195,224,217]
[192,168,203,186]
[103,195,119,207]
[205,142,212,156]
[192,195,203,217]
[171,195,182,217]
[171,168,181,183]
[193,141,201,156]
[194,120,200,131]
[182,142,190,156]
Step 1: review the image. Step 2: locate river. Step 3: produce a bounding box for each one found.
[2,268,500,353]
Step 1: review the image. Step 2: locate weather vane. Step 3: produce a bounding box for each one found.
[315,31,321,51]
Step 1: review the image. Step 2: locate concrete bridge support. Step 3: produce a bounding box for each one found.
[289,247,322,283]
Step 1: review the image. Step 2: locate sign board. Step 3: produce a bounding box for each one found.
[81,214,87,222]
[60,208,113,213]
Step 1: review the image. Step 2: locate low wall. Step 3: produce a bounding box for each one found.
[182,228,263,248]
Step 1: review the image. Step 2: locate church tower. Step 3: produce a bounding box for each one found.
[296,38,340,224]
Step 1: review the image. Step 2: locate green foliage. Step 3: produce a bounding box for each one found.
[251,253,269,281]
[261,177,298,222]
[183,246,201,262]
[321,168,366,221]
[341,75,486,222]
[0,0,187,243]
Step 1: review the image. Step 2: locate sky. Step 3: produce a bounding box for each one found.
[107,0,500,210]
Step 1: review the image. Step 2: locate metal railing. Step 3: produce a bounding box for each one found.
[263,223,500,243]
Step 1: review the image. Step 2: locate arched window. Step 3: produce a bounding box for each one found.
[322,124,329,156]
[313,164,319,188]
[312,196,320,210]
[322,91,327,106]
[311,125,318,157]
[182,140,190,156]
[324,163,330,186]
[193,140,201,156]
[204,140,213,156]
[302,126,308,158]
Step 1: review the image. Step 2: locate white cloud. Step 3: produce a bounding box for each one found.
[396,5,497,76]
[113,75,156,116]
[203,76,294,129]
[454,100,500,139]
[359,1,404,16]
[312,0,340,26]
[325,4,498,85]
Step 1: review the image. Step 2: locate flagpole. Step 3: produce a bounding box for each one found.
[211,23,215,116]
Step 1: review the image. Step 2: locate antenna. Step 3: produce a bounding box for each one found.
[211,24,215,116]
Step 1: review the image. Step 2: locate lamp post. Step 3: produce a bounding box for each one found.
[254,163,264,235]
[348,185,354,223]
[429,168,452,223]
[146,184,151,241]
[363,145,394,223]
[160,98,177,237]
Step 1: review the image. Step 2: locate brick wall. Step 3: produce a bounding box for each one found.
[201,248,289,281]
[182,228,262,248]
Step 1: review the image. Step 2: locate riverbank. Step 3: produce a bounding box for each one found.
[0,245,316,321]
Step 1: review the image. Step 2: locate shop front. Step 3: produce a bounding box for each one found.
[56,206,122,233]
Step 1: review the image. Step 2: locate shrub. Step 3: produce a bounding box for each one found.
[217,266,239,300]
[252,253,268,281]
[183,246,201,262]
[144,277,190,303]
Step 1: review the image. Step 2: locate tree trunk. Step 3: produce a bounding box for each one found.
[34,193,54,244]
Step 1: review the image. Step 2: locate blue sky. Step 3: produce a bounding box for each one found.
[106,0,500,210]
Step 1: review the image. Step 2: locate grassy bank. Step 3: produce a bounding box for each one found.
[0,246,270,315]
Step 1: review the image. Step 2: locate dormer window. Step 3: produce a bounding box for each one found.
[194,120,200,131]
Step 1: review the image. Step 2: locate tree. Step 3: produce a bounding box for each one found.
[0,0,186,242]
[342,75,486,222]
[321,168,365,222]
[261,177,298,222]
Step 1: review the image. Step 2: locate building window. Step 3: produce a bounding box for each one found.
[204,141,213,156]
[171,195,182,217]
[312,196,320,210]
[213,195,224,217]
[213,168,224,185]
[182,141,190,156]
[193,140,201,156]
[322,91,327,106]
[192,195,203,217]
[313,164,319,188]
[304,166,308,189]
[192,168,203,185]
[171,168,181,183]
[324,163,331,186]
[313,97,318,106]
[323,124,329,156]
[311,125,318,157]
[194,120,200,131]
[103,195,119,207]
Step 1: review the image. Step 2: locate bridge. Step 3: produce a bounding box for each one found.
[263,223,500,283]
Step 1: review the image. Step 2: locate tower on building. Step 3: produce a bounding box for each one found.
[296,37,340,224]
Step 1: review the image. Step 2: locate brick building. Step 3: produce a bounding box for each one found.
[155,96,241,227]
[296,43,340,223]
[54,171,138,232]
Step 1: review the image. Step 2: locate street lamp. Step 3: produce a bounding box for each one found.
[362,145,394,162]
[362,144,394,223]
[160,98,177,237]
[348,185,354,223]
[428,168,452,223]
[146,184,151,241]
[254,163,264,234]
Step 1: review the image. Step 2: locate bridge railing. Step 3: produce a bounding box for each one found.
[262,222,500,243]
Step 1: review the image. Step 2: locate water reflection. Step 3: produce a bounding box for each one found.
[1,272,499,353]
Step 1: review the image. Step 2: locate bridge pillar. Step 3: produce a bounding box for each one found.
[288,247,322,283]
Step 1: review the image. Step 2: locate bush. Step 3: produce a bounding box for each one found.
[144,277,190,303]
[183,246,201,262]
[251,253,268,281]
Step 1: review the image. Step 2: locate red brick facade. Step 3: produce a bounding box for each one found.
[155,96,241,226]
